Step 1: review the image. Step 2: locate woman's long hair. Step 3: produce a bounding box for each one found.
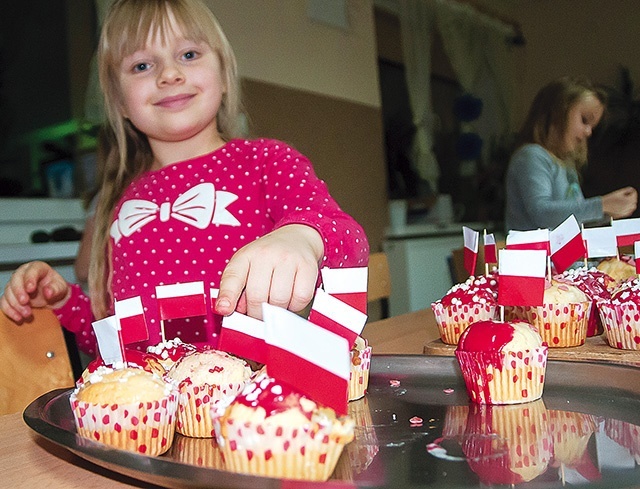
[517,76,607,169]
[89,0,243,318]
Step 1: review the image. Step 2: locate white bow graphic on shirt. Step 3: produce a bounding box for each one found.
[110,182,240,243]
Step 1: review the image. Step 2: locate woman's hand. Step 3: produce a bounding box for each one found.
[602,186,638,219]
[216,224,324,319]
[0,261,71,322]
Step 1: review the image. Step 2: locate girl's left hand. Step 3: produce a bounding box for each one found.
[216,224,324,319]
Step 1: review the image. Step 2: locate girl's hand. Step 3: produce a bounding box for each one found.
[0,261,71,323]
[602,186,638,219]
[216,224,324,319]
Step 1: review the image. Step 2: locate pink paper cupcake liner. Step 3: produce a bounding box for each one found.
[214,416,355,481]
[169,434,226,468]
[455,347,548,405]
[70,390,178,456]
[348,346,372,401]
[521,302,590,347]
[598,302,640,350]
[605,419,640,462]
[432,302,497,345]
[463,400,552,484]
[177,381,247,438]
[548,410,598,466]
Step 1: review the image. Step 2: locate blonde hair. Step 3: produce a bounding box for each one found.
[517,76,607,167]
[89,0,243,318]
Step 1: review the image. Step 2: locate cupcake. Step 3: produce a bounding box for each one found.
[169,434,226,469]
[70,367,179,455]
[78,349,165,386]
[455,319,548,404]
[462,399,552,485]
[605,419,640,464]
[332,396,379,480]
[167,349,253,437]
[548,409,598,469]
[521,280,590,347]
[553,267,613,337]
[431,274,498,345]
[213,373,355,481]
[442,405,471,439]
[596,256,636,288]
[146,337,198,370]
[597,278,640,350]
[348,336,372,401]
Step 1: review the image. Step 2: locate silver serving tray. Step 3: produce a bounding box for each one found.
[23,355,640,488]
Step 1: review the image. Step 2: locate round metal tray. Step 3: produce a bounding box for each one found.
[23,355,640,488]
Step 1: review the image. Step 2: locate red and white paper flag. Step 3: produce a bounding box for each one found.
[612,217,640,247]
[92,315,125,366]
[156,281,206,320]
[210,287,219,310]
[483,232,498,264]
[582,226,618,258]
[308,288,368,348]
[263,303,350,415]
[497,249,547,306]
[218,312,267,364]
[635,242,640,275]
[114,296,149,344]
[549,215,586,273]
[506,229,550,253]
[463,226,479,276]
[320,266,368,313]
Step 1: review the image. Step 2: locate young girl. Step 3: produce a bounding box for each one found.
[0,0,369,357]
[505,76,637,232]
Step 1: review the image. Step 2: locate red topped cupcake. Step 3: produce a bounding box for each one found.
[462,400,552,485]
[146,337,199,370]
[598,278,640,350]
[213,373,355,481]
[79,349,165,386]
[432,273,498,345]
[553,267,613,336]
[455,319,548,404]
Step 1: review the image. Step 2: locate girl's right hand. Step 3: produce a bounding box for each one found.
[602,186,638,219]
[0,261,71,322]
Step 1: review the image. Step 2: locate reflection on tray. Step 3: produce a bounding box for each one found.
[168,435,226,469]
[429,401,640,486]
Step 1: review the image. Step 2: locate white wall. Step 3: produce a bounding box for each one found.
[204,0,381,108]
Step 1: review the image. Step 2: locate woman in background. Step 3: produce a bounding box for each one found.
[505,76,637,232]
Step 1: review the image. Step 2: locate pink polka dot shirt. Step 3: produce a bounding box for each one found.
[55,139,369,357]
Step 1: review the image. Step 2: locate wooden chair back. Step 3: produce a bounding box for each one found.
[368,252,391,317]
[0,309,75,415]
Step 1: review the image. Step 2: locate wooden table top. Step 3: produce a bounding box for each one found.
[0,411,162,488]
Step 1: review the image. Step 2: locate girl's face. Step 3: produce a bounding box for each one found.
[560,93,604,161]
[118,13,225,160]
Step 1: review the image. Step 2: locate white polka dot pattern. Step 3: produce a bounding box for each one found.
[55,139,369,357]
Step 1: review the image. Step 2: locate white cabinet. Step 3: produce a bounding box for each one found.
[383,222,499,316]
